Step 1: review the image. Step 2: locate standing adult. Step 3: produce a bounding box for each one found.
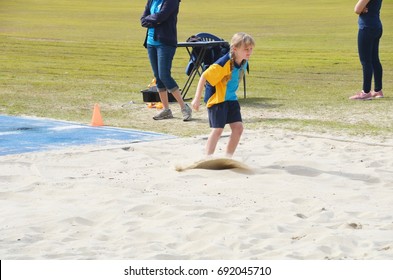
[350,0,384,100]
[141,0,192,120]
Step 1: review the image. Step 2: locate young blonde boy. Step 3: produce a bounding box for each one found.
[191,32,255,157]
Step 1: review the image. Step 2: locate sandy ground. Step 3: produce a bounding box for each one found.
[1,128,393,260]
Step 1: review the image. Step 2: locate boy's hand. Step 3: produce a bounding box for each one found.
[191,98,200,111]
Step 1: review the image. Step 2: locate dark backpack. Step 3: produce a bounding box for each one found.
[185,35,230,75]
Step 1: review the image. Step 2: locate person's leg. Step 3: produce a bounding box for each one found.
[156,45,192,120]
[206,104,226,155]
[206,128,224,156]
[148,45,171,111]
[225,101,243,156]
[372,27,383,92]
[157,90,169,109]
[170,89,192,121]
[170,89,185,108]
[147,45,161,90]
[351,28,375,100]
[226,122,243,157]
[149,45,173,120]
[358,28,374,93]
[157,45,184,109]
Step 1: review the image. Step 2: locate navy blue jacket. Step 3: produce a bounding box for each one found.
[141,0,180,47]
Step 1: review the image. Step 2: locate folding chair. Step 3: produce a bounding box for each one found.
[192,33,228,72]
[185,32,248,98]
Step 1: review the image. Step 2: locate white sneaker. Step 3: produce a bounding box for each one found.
[153,109,173,120]
[181,104,192,121]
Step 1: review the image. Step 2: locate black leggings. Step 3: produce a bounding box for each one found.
[358,27,383,93]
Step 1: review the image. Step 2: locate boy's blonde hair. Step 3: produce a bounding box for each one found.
[230,32,255,51]
[222,32,255,83]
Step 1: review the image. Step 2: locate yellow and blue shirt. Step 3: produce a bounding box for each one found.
[203,53,248,108]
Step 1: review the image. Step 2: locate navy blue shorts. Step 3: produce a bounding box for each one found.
[207,101,242,128]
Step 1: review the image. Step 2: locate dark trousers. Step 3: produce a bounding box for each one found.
[358,27,383,93]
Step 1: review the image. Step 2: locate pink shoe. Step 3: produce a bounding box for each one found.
[349,91,373,100]
[372,90,384,98]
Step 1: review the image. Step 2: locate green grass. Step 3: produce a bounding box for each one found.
[1,0,393,137]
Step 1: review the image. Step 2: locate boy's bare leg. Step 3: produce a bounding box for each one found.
[206,128,224,156]
[225,122,244,157]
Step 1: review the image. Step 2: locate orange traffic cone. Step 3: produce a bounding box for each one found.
[91,103,104,126]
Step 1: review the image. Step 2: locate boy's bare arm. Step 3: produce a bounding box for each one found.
[191,75,206,111]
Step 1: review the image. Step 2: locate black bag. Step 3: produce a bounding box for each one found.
[185,35,230,75]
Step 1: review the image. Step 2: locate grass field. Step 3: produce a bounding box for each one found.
[1,0,393,137]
